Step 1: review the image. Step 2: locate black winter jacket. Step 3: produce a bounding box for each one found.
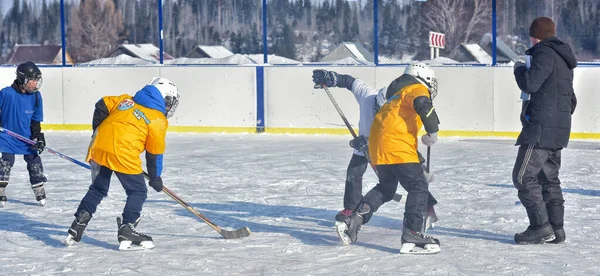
[514,37,577,149]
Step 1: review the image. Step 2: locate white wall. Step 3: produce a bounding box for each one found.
[1,65,598,135]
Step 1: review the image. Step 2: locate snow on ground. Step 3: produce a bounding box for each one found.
[1,132,599,275]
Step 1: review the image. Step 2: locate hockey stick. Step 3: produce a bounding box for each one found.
[0,127,91,169]
[426,146,431,173]
[142,172,251,239]
[0,127,251,239]
[320,86,402,202]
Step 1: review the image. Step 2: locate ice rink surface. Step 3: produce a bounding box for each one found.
[1,131,599,275]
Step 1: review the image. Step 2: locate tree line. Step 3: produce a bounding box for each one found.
[0,0,599,63]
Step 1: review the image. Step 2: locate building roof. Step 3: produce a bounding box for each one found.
[320,42,374,63]
[460,43,493,64]
[186,45,234,58]
[108,43,173,61]
[165,54,301,65]
[79,54,155,65]
[479,33,520,63]
[8,44,68,65]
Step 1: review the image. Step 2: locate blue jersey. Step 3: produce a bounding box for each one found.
[0,85,44,154]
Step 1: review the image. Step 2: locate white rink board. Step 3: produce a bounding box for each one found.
[0,65,597,134]
[264,66,375,130]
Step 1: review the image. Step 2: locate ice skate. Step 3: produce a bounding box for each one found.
[424,205,439,232]
[336,204,369,246]
[117,217,154,251]
[31,182,46,206]
[335,208,352,222]
[514,224,555,245]
[400,227,441,254]
[0,188,6,208]
[0,181,7,207]
[65,209,92,246]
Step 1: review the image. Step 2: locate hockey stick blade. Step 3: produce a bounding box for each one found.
[144,173,251,239]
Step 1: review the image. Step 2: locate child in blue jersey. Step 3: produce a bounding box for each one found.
[0,61,47,207]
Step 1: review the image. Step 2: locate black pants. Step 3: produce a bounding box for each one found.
[362,163,431,232]
[344,152,438,210]
[343,154,369,210]
[0,152,47,185]
[76,161,148,224]
[512,145,564,228]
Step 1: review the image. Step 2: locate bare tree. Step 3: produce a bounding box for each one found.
[68,0,124,62]
[421,0,492,55]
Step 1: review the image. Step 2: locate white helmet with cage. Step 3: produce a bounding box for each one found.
[404,62,438,99]
[148,77,180,119]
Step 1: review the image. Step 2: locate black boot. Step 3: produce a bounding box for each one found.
[546,203,565,244]
[514,204,555,244]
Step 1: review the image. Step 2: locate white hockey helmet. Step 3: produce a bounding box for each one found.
[404,62,438,99]
[148,77,180,118]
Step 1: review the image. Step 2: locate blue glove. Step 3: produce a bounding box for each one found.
[349,135,369,155]
[148,177,163,192]
[312,69,338,89]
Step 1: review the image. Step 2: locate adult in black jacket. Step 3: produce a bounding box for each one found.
[512,16,577,245]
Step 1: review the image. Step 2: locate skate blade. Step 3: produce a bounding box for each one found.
[334,221,351,246]
[64,234,76,247]
[400,243,441,254]
[0,201,5,208]
[119,241,155,251]
[37,199,46,206]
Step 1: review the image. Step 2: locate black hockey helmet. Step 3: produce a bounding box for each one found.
[16,61,43,93]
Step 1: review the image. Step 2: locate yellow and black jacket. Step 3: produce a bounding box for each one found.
[369,75,439,165]
[87,85,168,177]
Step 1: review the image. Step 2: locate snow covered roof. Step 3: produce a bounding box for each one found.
[461,43,492,64]
[320,42,374,63]
[79,54,155,65]
[107,43,173,61]
[313,56,374,65]
[164,54,301,65]
[186,45,234,59]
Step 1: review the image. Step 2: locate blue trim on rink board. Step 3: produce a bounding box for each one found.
[262,0,268,64]
[373,0,379,65]
[158,0,164,64]
[60,0,66,66]
[492,0,497,66]
[256,66,265,133]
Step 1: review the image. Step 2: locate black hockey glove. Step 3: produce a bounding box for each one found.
[148,176,163,192]
[31,132,46,154]
[312,69,338,89]
[349,135,369,155]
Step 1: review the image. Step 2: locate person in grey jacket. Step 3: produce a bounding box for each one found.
[512,16,577,245]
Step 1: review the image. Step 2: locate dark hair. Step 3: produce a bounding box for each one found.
[529,17,556,40]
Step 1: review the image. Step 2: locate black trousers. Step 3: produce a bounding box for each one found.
[512,145,565,228]
[0,152,47,185]
[362,163,431,232]
[76,161,148,224]
[343,154,369,210]
[512,145,564,207]
[344,152,438,211]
